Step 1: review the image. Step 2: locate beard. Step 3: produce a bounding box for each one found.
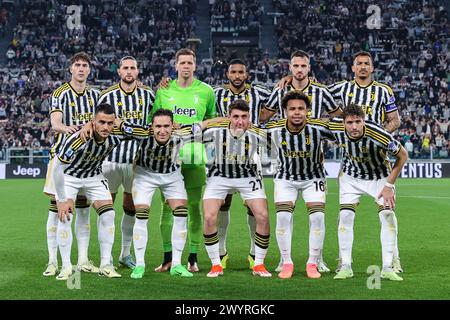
[122,76,136,84]
[231,79,245,89]
[293,74,307,82]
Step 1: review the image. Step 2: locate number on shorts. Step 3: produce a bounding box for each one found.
[101,180,109,190]
[314,180,325,192]
[249,178,263,192]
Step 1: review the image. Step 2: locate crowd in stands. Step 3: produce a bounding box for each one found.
[270,0,450,158]
[0,0,449,160]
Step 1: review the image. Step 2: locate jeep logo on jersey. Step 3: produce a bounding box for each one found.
[174,106,197,117]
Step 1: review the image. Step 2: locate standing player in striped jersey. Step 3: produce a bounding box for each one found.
[127,109,220,279]
[266,91,336,279]
[261,50,342,273]
[43,52,100,277]
[213,59,271,270]
[328,104,407,281]
[202,100,272,278]
[327,51,403,273]
[52,103,148,280]
[328,51,401,132]
[260,50,342,122]
[89,56,155,269]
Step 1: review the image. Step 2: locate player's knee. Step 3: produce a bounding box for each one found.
[378,207,396,223]
[49,199,58,213]
[173,205,188,217]
[204,211,217,227]
[96,203,114,217]
[276,202,295,214]
[339,204,356,224]
[309,211,324,228]
[75,197,90,209]
[219,194,233,211]
[123,193,135,209]
[135,207,150,220]
[378,205,395,215]
[123,206,136,217]
[307,204,324,215]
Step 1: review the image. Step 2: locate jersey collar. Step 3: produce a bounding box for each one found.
[285,120,306,135]
[67,82,86,97]
[227,83,249,95]
[290,79,311,92]
[353,79,374,89]
[119,82,137,96]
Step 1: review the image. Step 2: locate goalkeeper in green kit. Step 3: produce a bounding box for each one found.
[152,48,216,272]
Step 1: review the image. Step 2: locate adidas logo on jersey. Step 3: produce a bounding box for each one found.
[174,106,197,117]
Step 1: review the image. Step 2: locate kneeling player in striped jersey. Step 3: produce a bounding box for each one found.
[266,91,336,279]
[128,109,210,279]
[202,100,271,278]
[328,104,408,281]
[52,103,146,280]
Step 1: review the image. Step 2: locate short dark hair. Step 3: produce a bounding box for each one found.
[95,103,115,115]
[228,59,246,70]
[70,52,91,67]
[175,48,196,62]
[229,99,250,114]
[342,103,365,120]
[290,50,310,60]
[281,90,311,110]
[119,55,137,67]
[353,51,372,62]
[152,108,174,123]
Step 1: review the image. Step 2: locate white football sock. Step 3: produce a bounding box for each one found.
[338,209,355,266]
[46,211,58,265]
[57,214,73,268]
[171,216,188,266]
[307,211,325,264]
[133,218,148,267]
[217,209,230,256]
[379,210,397,269]
[205,242,221,266]
[276,211,293,265]
[120,212,135,259]
[75,207,90,265]
[98,210,115,267]
[392,214,399,259]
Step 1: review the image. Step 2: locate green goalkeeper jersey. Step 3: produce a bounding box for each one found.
[152,79,216,167]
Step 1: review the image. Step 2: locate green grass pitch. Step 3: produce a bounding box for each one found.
[1,178,450,300]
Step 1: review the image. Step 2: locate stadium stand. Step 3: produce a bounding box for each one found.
[0,0,448,160]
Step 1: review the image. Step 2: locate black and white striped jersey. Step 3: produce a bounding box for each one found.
[328,120,402,180]
[49,82,100,158]
[328,80,397,126]
[203,121,266,179]
[135,126,196,174]
[98,83,155,164]
[57,123,148,178]
[266,119,335,181]
[266,80,339,120]
[214,83,271,124]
